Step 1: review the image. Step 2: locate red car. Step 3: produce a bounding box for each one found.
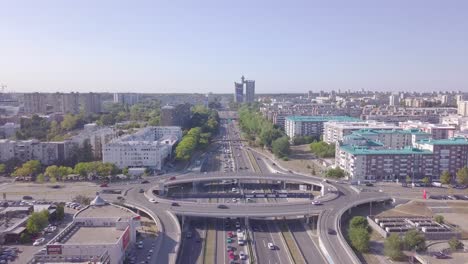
[227,231,233,238]
[100,183,108,187]
[228,253,235,260]
[169,176,176,181]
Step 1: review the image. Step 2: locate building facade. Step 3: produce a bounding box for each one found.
[323,121,398,144]
[245,80,255,103]
[284,116,361,140]
[82,93,102,114]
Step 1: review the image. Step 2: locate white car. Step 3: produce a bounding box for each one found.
[312,200,322,205]
[149,198,157,203]
[268,243,275,250]
[33,238,45,246]
[239,251,246,260]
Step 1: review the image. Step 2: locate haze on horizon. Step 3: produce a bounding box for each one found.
[1,0,468,94]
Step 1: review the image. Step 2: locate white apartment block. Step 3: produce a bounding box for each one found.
[102,126,182,170]
[70,125,117,159]
[458,100,468,117]
[399,120,456,139]
[323,121,398,144]
[0,139,73,165]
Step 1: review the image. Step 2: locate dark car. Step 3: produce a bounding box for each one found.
[327,228,336,235]
[22,195,33,200]
[217,204,229,209]
[139,188,144,193]
[171,202,180,206]
[169,176,176,180]
[141,180,149,184]
[365,183,374,187]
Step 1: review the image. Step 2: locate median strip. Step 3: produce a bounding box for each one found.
[279,220,306,264]
[204,219,216,264]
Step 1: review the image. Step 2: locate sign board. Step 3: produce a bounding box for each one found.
[267,194,277,198]
[278,194,287,198]
[255,194,265,198]
[122,227,130,250]
[245,194,254,198]
[299,185,307,191]
[47,245,62,255]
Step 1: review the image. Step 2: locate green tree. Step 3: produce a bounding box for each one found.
[434,215,444,224]
[74,162,89,176]
[61,113,79,131]
[56,204,65,221]
[309,141,336,158]
[26,210,49,235]
[350,216,369,230]
[13,160,41,179]
[384,233,404,260]
[448,237,463,251]
[404,229,426,252]
[45,165,60,180]
[122,167,129,176]
[20,233,31,244]
[58,166,73,180]
[271,136,290,158]
[325,167,345,178]
[406,175,412,183]
[349,227,370,253]
[456,167,468,185]
[36,173,45,183]
[421,177,430,186]
[0,163,6,174]
[440,171,451,185]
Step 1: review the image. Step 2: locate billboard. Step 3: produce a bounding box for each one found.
[47,245,62,255]
[122,226,130,250]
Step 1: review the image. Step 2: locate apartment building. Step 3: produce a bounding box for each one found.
[113,93,140,106]
[0,139,72,165]
[351,129,430,149]
[102,126,182,170]
[323,121,398,144]
[399,121,456,139]
[284,116,361,140]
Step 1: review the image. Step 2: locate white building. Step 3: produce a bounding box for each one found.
[70,125,117,159]
[389,94,400,106]
[32,195,141,264]
[103,126,182,170]
[458,100,468,117]
[323,121,398,144]
[0,122,20,138]
[285,116,361,140]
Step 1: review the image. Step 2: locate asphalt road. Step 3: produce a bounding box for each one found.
[288,219,326,264]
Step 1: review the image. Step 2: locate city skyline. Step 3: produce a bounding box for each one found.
[1,0,468,93]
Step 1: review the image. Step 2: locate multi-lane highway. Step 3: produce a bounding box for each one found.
[118,117,392,264]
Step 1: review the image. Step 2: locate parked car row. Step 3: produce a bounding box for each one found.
[65,202,84,210]
[0,247,20,263]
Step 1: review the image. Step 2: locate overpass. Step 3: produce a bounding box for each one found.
[154,172,332,196]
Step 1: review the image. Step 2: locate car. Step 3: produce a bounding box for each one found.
[312,200,322,205]
[149,198,157,203]
[171,202,179,206]
[117,196,124,200]
[100,183,108,187]
[217,204,228,209]
[365,183,374,187]
[272,163,276,166]
[239,252,246,260]
[169,176,176,181]
[33,238,45,246]
[22,195,33,200]
[268,243,275,250]
[327,228,336,235]
[137,244,144,249]
[139,188,144,193]
[185,232,192,238]
[226,238,233,243]
[141,180,149,184]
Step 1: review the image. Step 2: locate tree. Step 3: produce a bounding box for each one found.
[384,233,404,260]
[0,163,5,175]
[36,173,45,183]
[20,233,31,244]
[350,216,369,230]
[440,171,451,185]
[309,141,336,158]
[61,114,79,131]
[55,204,65,221]
[421,177,430,186]
[448,237,463,251]
[73,195,91,205]
[434,215,444,224]
[74,162,89,176]
[325,167,345,178]
[45,165,60,180]
[406,175,412,183]
[271,136,290,158]
[122,167,129,176]
[456,167,468,185]
[13,160,41,179]
[349,226,370,253]
[404,229,426,252]
[26,210,49,235]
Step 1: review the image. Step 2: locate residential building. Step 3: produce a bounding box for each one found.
[284,116,361,140]
[458,100,468,117]
[399,121,456,139]
[323,121,398,144]
[349,129,430,149]
[0,122,20,138]
[0,139,73,165]
[52,92,80,114]
[103,126,182,170]
[69,125,117,159]
[82,93,102,114]
[245,79,255,103]
[23,93,47,114]
[389,94,399,106]
[160,104,191,127]
[113,93,140,106]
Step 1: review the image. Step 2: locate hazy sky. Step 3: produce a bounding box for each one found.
[1,0,468,93]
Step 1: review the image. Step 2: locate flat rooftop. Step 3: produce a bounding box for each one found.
[64,226,124,245]
[285,115,361,122]
[76,204,135,219]
[340,145,433,155]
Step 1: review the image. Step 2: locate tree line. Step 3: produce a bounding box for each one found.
[238,105,290,158]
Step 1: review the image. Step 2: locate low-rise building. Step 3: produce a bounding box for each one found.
[31,195,141,264]
[0,122,20,138]
[399,121,456,139]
